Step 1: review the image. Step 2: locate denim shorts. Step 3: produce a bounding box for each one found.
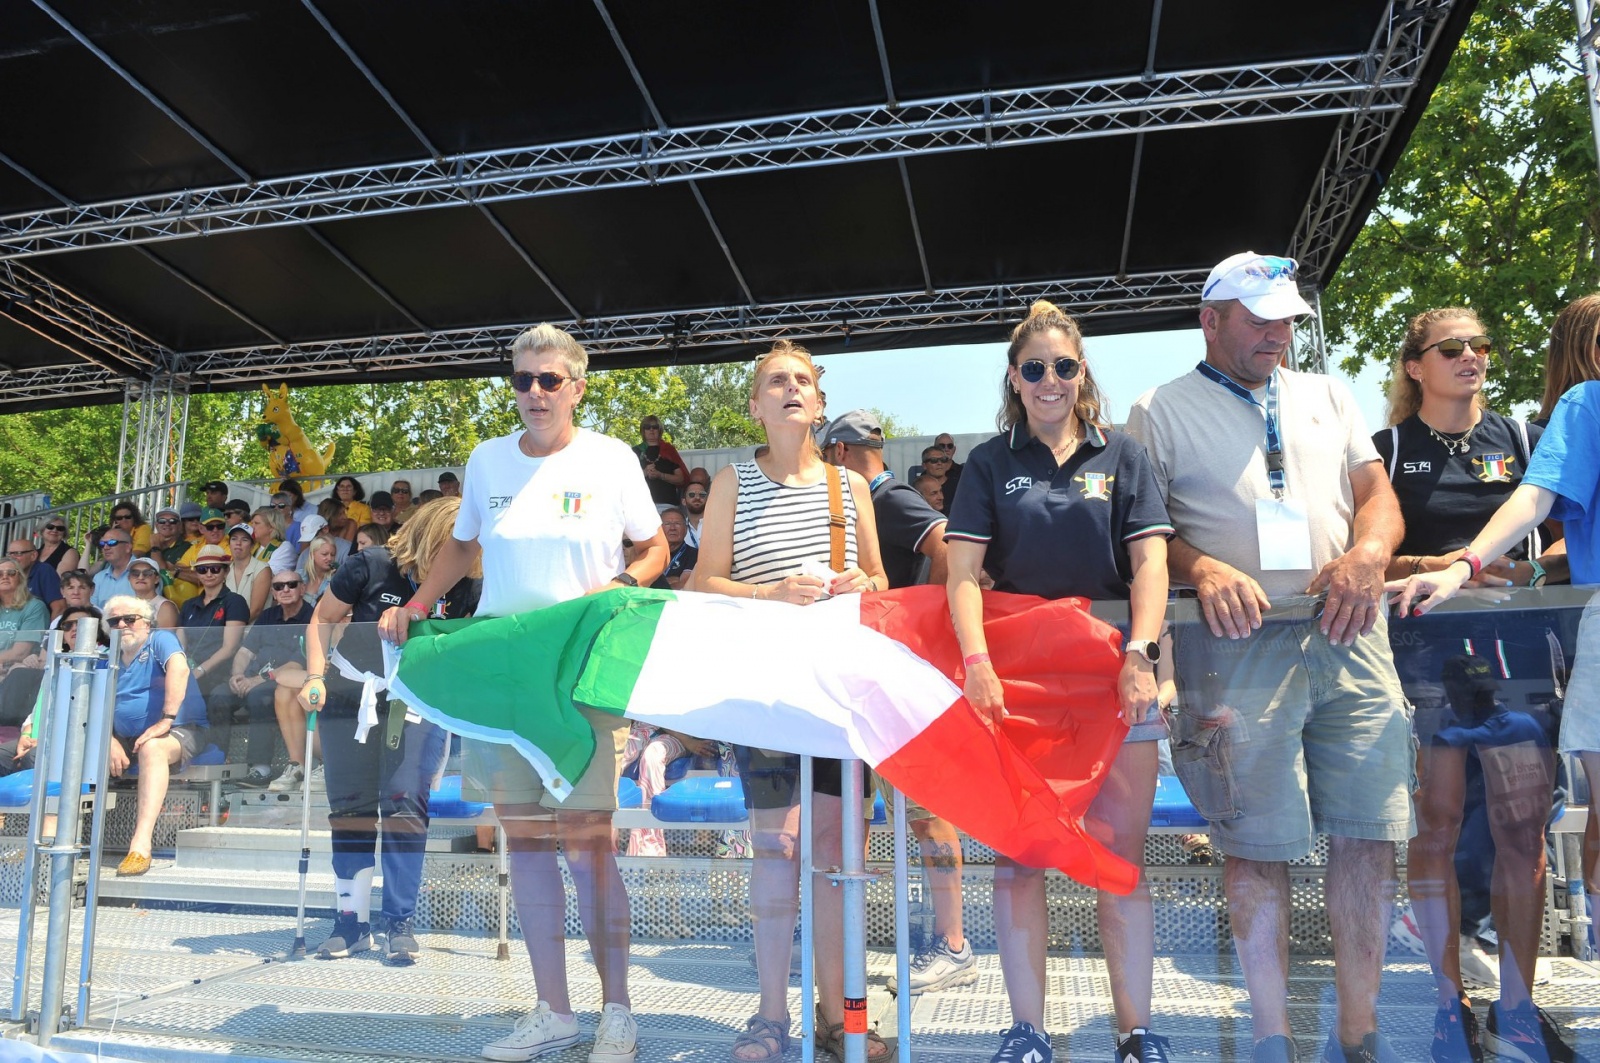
[1170,597,1415,861]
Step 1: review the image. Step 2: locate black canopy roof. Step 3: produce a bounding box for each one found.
[0,0,1474,411]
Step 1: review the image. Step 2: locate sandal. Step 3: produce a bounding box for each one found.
[731,1013,790,1061]
[816,1005,896,1061]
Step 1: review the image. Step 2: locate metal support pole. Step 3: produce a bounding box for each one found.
[891,787,913,1061]
[1573,0,1600,191]
[11,632,65,1022]
[114,384,133,496]
[836,760,868,1063]
[75,626,121,1025]
[37,617,104,1046]
[495,823,510,961]
[172,388,192,496]
[799,754,815,1063]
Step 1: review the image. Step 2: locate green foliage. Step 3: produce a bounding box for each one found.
[1323,0,1600,412]
[870,407,920,438]
[578,361,764,450]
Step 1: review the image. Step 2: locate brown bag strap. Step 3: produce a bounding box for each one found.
[825,467,847,572]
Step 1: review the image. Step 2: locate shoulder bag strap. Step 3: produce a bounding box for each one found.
[826,467,847,572]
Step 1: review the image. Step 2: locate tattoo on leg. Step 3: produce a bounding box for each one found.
[921,840,959,872]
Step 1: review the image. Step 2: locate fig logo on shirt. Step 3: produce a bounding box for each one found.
[1075,471,1114,501]
[1004,476,1033,496]
[1473,452,1513,483]
[554,490,589,517]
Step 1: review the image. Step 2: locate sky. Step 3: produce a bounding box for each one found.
[812,329,1393,440]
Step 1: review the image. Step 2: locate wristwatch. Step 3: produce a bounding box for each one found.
[1124,639,1162,665]
[612,572,639,588]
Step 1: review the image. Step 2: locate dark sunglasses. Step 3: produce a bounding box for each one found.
[271,580,301,591]
[1017,357,1082,383]
[1419,335,1493,358]
[112,513,134,521]
[510,371,571,393]
[98,538,126,548]
[271,502,289,509]
[130,567,159,577]
[106,615,142,628]
[193,564,226,575]
[43,524,66,533]
[155,517,180,525]
[923,456,950,464]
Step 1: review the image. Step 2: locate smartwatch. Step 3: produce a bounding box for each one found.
[1125,639,1162,665]
[612,572,639,588]
[1527,558,1548,588]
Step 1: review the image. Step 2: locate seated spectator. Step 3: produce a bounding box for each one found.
[333,476,372,526]
[37,517,79,577]
[170,509,229,600]
[917,445,956,515]
[109,500,152,555]
[201,480,229,513]
[102,594,211,876]
[147,506,188,589]
[0,605,107,780]
[91,531,137,608]
[621,724,718,857]
[225,524,270,620]
[681,481,708,547]
[177,545,248,756]
[299,535,342,605]
[278,478,312,529]
[222,498,252,529]
[368,492,398,533]
[249,506,295,574]
[319,497,356,544]
[82,524,109,574]
[437,470,460,497]
[127,557,179,630]
[388,481,415,524]
[355,523,390,551]
[912,472,944,512]
[415,488,443,507]
[59,571,92,614]
[216,571,314,787]
[685,466,712,491]
[271,491,302,554]
[653,507,697,590]
[178,502,204,544]
[635,416,688,506]
[0,559,48,721]
[9,538,63,619]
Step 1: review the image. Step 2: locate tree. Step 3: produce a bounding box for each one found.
[1322,0,1600,413]
[578,361,765,450]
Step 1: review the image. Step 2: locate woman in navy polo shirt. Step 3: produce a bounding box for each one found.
[946,301,1173,1063]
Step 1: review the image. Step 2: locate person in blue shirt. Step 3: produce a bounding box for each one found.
[1392,292,1600,1062]
[100,594,208,877]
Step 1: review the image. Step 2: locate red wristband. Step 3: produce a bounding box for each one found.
[404,599,428,618]
[1456,550,1483,578]
[962,652,991,668]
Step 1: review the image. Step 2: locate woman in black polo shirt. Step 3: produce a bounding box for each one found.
[945,301,1173,1063]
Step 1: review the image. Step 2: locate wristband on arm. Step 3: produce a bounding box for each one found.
[1453,550,1484,579]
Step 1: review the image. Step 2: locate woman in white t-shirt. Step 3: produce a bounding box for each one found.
[379,323,666,1063]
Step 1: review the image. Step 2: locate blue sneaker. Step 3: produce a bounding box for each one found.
[1485,1001,1591,1063]
[1119,1028,1173,1063]
[992,1022,1052,1063]
[1432,997,1483,1063]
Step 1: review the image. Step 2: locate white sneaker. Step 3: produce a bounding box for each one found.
[1458,933,1500,990]
[266,763,304,792]
[481,1002,581,1062]
[309,764,325,789]
[589,1002,638,1063]
[888,934,978,995]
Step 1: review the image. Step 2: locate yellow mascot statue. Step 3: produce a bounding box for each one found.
[256,384,337,479]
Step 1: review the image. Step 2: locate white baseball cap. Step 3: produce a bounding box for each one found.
[1201,252,1313,321]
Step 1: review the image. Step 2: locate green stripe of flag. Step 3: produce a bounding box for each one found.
[571,593,672,713]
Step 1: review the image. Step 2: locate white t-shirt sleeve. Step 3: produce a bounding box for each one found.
[453,439,493,542]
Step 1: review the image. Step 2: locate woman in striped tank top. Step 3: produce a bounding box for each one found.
[697,341,894,1061]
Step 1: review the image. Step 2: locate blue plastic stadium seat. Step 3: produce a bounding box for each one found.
[617,776,643,809]
[651,776,747,824]
[871,790,886,825]
[0,769,95,808]
[428,774,489,820]
[1150,776,1208,828]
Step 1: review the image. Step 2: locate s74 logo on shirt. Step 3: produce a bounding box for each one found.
[1004,476,1033,496]
[488,495,514,510]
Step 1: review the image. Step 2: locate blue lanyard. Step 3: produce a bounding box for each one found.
[868,471,893,492]
[1196,362,1286,497]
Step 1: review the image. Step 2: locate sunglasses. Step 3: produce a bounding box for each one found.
[203,523,226,530]
[106,615,142,628]
[1017,357,1082,383]
[155,517,180,525]
[684,491,708,499]
[194,564,226,575]
[99,539,126,548]
[130,567,158,577]
[510,371,571,393]
[923,456,951,464]
[6,547,35,556]
[43,525,66,533]
[1419,335,1493,358]
[271,502,289,509]
[0,570,19,579]
[271,580,301,591]
[112,514,133,521]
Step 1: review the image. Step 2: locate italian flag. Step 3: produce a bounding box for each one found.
[390,584,1137,892]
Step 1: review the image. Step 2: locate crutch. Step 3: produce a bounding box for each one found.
[291,709,319,958]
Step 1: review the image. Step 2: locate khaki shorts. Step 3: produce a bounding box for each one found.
[462,705,630,819]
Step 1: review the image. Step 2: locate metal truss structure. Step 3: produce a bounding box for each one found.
[5,46,1434,266]
[115,375,190,498]
[0,0,1460,414]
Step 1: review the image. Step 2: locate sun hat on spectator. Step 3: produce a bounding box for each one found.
[129,557,161,572]
[369,491,394,510]
[202,480,227,493]
[1200,251,1313,320]
[824,409,885,448]
[179,502,203,520]
[299,514,328,540]
[194,544,230,564]
[228,523,253,538]
[154,505,180,520]
[200,507,227,527]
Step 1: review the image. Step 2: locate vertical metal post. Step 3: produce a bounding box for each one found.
[37,617,103,1046]
[75,627,122,1025]
[838,760,868,1063]
[1573,0,1600,190]
[496,823,511,961]
[799,754,815,1063]
[173,388,192,496]
[114,384,134,496]
[11,632,65,1022]
[891,787,913,1061]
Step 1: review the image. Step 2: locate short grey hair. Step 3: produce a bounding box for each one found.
[103,595,153,623]
[511,323,588,380]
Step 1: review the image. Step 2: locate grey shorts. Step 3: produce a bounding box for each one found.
[114,724,205,766]
[461,705,629,819]
[1561,593,1600,755]
[1170,599,1415,862]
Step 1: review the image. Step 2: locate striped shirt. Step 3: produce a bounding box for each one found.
[729,462,857,587]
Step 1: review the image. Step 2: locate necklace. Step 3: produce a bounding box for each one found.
[1422,418,1476,454]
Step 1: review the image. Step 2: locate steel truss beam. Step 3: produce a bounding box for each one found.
[0,362,132,406]
[0,53,1430,261]
[0,262,167,372]
[1290,1,1453,279]
[172,270,1209,385]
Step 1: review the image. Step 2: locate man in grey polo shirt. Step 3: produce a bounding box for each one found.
[1125,253,1409,1063]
